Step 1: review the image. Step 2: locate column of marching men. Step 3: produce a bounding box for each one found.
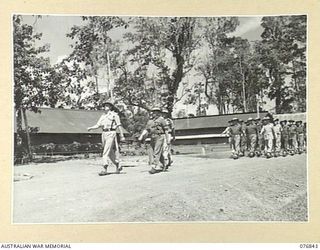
[138,107,175,174]
[222,116,307,159]
[89,102,175,175]
[89,101,306,176]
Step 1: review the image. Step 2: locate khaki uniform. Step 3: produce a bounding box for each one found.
[281,124,289,152]
[289,124,298,151]
[256,122,264,152]
[222,126,232,150]
[260,123,274,153]
[229,124,242,155]
[146,116,168,170]
[145,137,154,165]
[246,124,258,153]
[96,111,122,169]
[163,117,174,167]
[296,125,304,151]
[240,123,247,154]
[273,124,282,153]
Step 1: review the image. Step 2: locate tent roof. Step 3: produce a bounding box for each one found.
[14,108,129,134]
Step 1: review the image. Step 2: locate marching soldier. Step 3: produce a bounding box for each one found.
[138,107,170,174]
[161,109,175,168]
[87,101,125,176]
[260,117,274,158]
[146,138,154,165]
[245,117,258,157]
[296,121,304,154]
[239,119,247,156]
[280,120,289,156]
[221,120,233,150]
[228,118,242,159]
[288,120,298,154]
[145,112,155,166]
[255,117,264,156]
[273,118,282,157]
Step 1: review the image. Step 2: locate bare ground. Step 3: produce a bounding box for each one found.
[13,150,308,223]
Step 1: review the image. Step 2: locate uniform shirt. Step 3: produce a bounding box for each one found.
[296,125,303,134]
[289,124,297,136]
[146,116,168,136]
[273,124,282,136]
[241,124,246,135]
[246,124,258,135]
[282,124,289,136]
[166,118,174,134]
[97,111,121,130]
[256,123,262,133]
[229,124,242,135]
[260,123,274,139]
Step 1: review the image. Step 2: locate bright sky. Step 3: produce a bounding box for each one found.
[22,15,263,65]
[20,15,266,115]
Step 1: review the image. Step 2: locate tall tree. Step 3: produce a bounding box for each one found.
[229,38,270,113]
[242,45,270,112]
[13,15,59,159]
[256,15,306,113]
[63,16,127,109]
[194,17,241,114]
[118,17,201,116]
[184,82,208,116]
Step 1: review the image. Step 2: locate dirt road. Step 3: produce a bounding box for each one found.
[13,152,307,223]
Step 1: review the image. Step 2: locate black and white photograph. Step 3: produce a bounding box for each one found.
[13,14,307,223]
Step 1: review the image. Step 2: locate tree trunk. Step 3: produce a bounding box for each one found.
[16,108,23,135]
[275,89,282,114]
[239,57,247,112]
[218,93,223,115]
[166,53,185,118]
[22,108,33,161]
[273,71,282,114]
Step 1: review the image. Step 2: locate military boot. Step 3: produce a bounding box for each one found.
[99,165,109,176]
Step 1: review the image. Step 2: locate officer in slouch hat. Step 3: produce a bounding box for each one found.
[88,101,125,176]
[138,107,170,174]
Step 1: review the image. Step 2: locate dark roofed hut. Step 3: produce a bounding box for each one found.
[173,112,268,145]
[14,108,129,146]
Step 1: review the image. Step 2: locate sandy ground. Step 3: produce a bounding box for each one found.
[13,149,308,223]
